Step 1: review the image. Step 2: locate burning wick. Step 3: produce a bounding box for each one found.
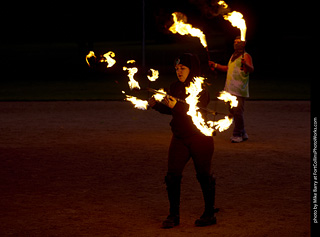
[169,12,207,48]
[100,51,116,68]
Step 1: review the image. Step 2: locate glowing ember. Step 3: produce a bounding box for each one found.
[100,51,116,68]
[85,51,96,66]
[153,88,166,102]
[217,91,238,108]
[127,60,136,64]
[125,95,149,110]
[169,12,207,48]
[147,69,159,82]
[123,66,140,90]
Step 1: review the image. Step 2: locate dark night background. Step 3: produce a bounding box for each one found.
[0,0,313,100]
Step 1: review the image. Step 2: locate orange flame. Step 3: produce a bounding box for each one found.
[122,91,148,110]
[153,88,166,102]
[123,66,140,90]
[169,12,207,48]
[213,116,233,132]
[85,51,96,66]
[100,51,116,68]
[217,91,238,108]
[125,95,148,110]
[218,1,246,41]
[147,69,159,82]
[223,11,246,41]
[218,0,228,8]
[185,77,215,136]
[185,77,237,136]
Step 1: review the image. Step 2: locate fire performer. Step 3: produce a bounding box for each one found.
[148,53,217,228]
[209,36,254,143]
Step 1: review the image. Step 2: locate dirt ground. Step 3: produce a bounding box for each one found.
[0,100,310,236]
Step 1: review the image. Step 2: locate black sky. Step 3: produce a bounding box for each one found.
[0,0,313,79]
[0,0,312,43]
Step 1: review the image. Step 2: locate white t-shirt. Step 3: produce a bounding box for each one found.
[224,53,250,98]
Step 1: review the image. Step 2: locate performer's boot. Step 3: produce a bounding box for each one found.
[195,174,217,227]
[162,173,182,229]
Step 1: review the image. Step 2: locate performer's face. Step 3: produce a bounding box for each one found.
[234,38,245,51]
[175,64,190,83]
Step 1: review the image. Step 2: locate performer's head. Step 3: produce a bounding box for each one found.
[234,36,246,52]
[174,53,200,85]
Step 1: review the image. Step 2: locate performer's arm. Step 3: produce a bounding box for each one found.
[208,61,228,72]
[241,54,254,74]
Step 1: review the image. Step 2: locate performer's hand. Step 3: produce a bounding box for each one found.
[208,61,216,71]
[241,57,246,67]
[164,96,177,109]
[148,96,157,108]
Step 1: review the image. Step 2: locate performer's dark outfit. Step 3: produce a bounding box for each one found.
[151,53,216,228]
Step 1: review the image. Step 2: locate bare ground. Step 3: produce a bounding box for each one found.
[0,101,310,236]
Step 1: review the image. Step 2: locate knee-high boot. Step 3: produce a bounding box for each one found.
[195,174,217,227]
[162,173,182,228]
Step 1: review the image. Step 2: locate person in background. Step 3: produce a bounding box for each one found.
[209,36,254,143]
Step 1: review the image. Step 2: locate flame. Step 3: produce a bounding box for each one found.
[223,11,246,41]
[147,69,159,82]
[217,91,238,108]
[185,77,238,136]
[153,88,166,102]
[169,12,207,48]
[123,66,140,90]
[127,60,136,64]
[218,0,228,8]
[218,1,246,41]
[122,91,148,110]
[125,95,149,110]
[213,116,233,132]
[100,51,116,68]
[85,51,96,66]
[185,77,215,136]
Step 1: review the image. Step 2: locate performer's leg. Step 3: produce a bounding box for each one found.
[195,174,217,227]
[188,135,217,227]
[162,136,190,228]
[231,96,245,138]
